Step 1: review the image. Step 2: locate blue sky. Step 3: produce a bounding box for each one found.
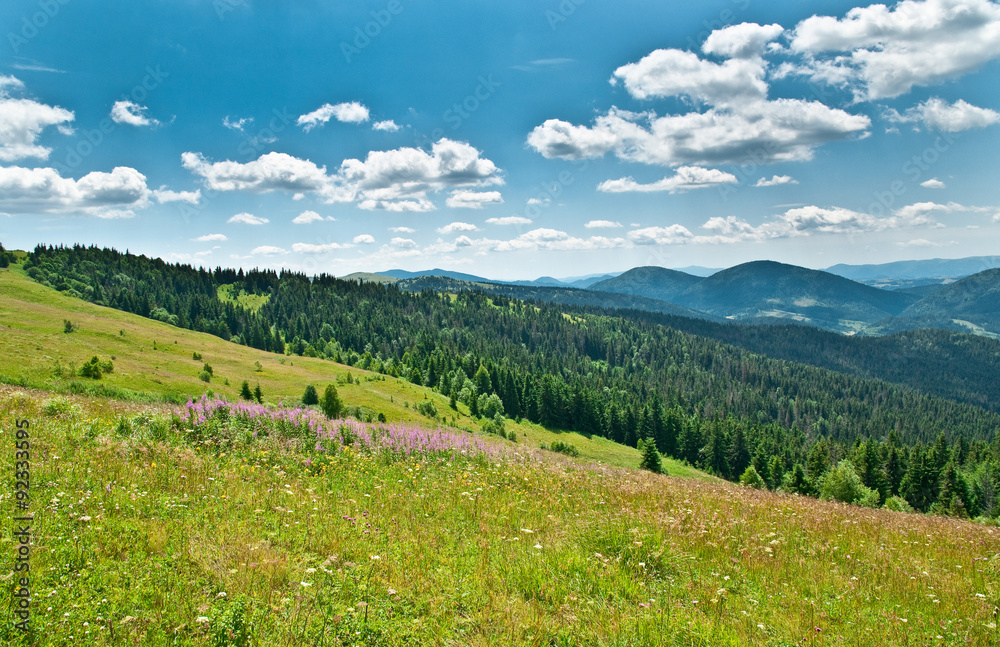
[1,0,999,280]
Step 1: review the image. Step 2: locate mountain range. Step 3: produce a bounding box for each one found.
[348,256,1000,338]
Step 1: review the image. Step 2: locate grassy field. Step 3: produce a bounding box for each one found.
[0,386,998,646]
[2,260,1000,645]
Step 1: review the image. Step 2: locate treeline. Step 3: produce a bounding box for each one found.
[20,244,1000,517]
[0,243,15,268]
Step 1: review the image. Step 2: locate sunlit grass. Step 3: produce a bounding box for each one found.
[1,386,997,646]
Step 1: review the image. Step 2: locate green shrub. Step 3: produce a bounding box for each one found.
[199,370,212,383]
[883,495,915,513]
[415,399,438,419]
[740,465,767,489]
[549,440,580,457]
[63,319,76,333]
[819,460,880,507]
[481,413,505,436]
[302,384,319,406]
[79,356,113,379]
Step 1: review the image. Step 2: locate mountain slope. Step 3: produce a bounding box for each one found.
[589,266,703,304]
[676,260,917,333]
[875,268,1000,337]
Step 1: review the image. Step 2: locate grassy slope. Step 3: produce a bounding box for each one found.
[0,262,700,477]
[0,387,997,646]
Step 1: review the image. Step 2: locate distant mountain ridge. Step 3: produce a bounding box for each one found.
[826,256,1000,281]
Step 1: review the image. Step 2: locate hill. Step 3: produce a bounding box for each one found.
[0,261,700,474]
[589,266,703,304]
[677,261,916,333]
[874,268,1000,338]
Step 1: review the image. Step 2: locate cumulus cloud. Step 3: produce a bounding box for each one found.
[353,234,376,244]
[611,49,769,104]
[445,190,503,209]
[486,216,531,225]
[528,101,869,166]
[183,151,329,193]
[492,228,627,252]
[292,242,353,253]
[921,178,946,189]
[437,221,478,234]
[886,98,1000,132]
[153,187,200,204]
[228,212,269,225]
[598,166,737,194]
[251,246,287,255]
[584,220,623,229]
[298,102,370,131]
[755,175,798,187]
[194,233,227,242]
[526,197,550,206]
[183,140,504,211]
[0,77,74,161]
[0,165,150,217]
[292,210,334,224]
[702,22,785,59]
[110,100,160,127]
[388,226,415,233]
[627,225,695,246]
[372,120,400,132]
[391,237,418,249]
[789,0,1000,100]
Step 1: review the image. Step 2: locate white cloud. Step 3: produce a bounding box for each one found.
[183,139,503,211]
[886,98,1000,132]
[110,100,160,127]
[194,233,227,242]
[331,138,503,203]
[584,220,624,229]
[388,226,416,233]
[486,216,532,225]
[0,78,74,161]
[228,212,269,225]
[445,190,504,209]
[703,22,785,59]
[153,187,201,204]
[372,120,400,132]
[0,165,150,217]
[611,49,769,104]
[627,225,695,246]
[921,178,946,189]
[598,166,737,194]
[437,221,479,234]
[391,237,418,249]
[492,228,627,252]
[292,242,353,253]
[251,246,287,255]
[895,238,941,247]
[222,115,253,132]
[790,0,1000,100]
[528,101,869,166]
[298,102,370,131]
[292,210,334,224]
[353,234,376,244]
[358,198,435,212]
[755,175,798,187]
[183,151,329,193]
[526,197,550,206]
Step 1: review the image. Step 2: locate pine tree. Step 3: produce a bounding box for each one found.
[253,383,263,404]
[302,384,319,406]
[240,380,253,401]
[638,438,665,475]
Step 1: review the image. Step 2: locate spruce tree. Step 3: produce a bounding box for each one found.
[320,384,342,419]
[240,380,253,401]
[638,438,665,475]
[302,384,319,406]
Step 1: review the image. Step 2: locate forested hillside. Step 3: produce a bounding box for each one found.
[18,244,1000,517]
